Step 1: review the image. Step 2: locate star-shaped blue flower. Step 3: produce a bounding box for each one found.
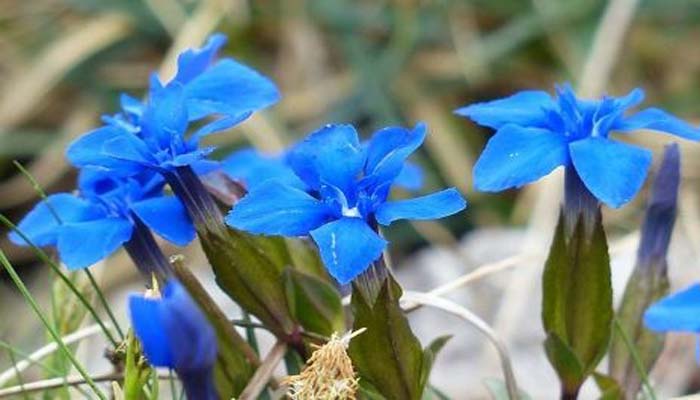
[9,169,194,270]
[130,280,218,399]
[225,123,466,284]
[222,147,423,192]
[65,33,280,176]
[644,284,700,364]
[456,84,700,208]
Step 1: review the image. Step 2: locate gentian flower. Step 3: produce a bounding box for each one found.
[226,123,466,284]
[130,280,218,399]
[9,169,193,276]
[222,147,423,192]
[456,84,700,208]
[644,284,700,352]
[65,34,280,228]
[636,143,680,269]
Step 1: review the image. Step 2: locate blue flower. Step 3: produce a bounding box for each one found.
[222,147,423,192]
[226,123,466,284]
[9,169,193,271]
[637,144,680,269]
[644,284,700,364]
[130,280,218,400]
[456,84,700,208]
[65,33,280,176]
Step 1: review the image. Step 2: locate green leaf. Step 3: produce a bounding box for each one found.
[593,372,623,400]
[199,227,297,337]
[349,275,426,400]
[285,237,329,280]
[483,378,533,400]
[419,335,452,393]
[283,267,345,336]
[543,333,584,391]
[171,258,258,398]
[358,379,387,400]
[541,213,613,393]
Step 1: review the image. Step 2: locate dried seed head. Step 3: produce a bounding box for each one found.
[283,329,365,400]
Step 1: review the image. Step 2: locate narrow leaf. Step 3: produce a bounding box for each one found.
[419,335,452,393]
[199,227,297,337]
[349,275,425,400]
[593,372,623,400]
[283,268,345,336]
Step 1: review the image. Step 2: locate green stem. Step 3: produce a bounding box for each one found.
[0,250,107,400]
[241,311,260,356]
[84,270,125,340]
[613,317,657,400]
[0,215,118,347]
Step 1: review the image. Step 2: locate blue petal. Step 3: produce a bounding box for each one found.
[100,133,157,169]
[168,147,215,168]
[142,83,188,149]
[66,126,148,174]
[375,188,466,225]
[394,162,424,191]
[455,90,555,129]
[310,218,387,284]
[120,93,144,119]
[226,181,333,236]
[9,194,104,247]
[287,124,365,194]
[184,59,281,120]
[173,33,227,85]
[158,281,217,370]
[221,148,307,190]
[56,218,133,269]
[191,112,251,142]
[569,137,652,208]
[644,284,700,333]
[613,87,645,110]
[615,108,700,140]
[129,295,174,367]
[363,123,427,187]
[130,281,217,371]
[131,196,195,246]
[473,124,569,192]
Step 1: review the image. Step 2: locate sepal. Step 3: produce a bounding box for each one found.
[541,212,613,396]
[349,275,434,400]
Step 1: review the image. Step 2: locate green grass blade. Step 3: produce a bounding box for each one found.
[0,249,107,399]
[613,317,657,400]
[0,215,118,347]
[84,270,124,340]
[12,162,125,343]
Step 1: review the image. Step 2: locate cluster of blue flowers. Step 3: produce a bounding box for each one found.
[11,30,700,396]
[8,33,468,395]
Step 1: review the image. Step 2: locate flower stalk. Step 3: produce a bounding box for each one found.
[123,217,173,284]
